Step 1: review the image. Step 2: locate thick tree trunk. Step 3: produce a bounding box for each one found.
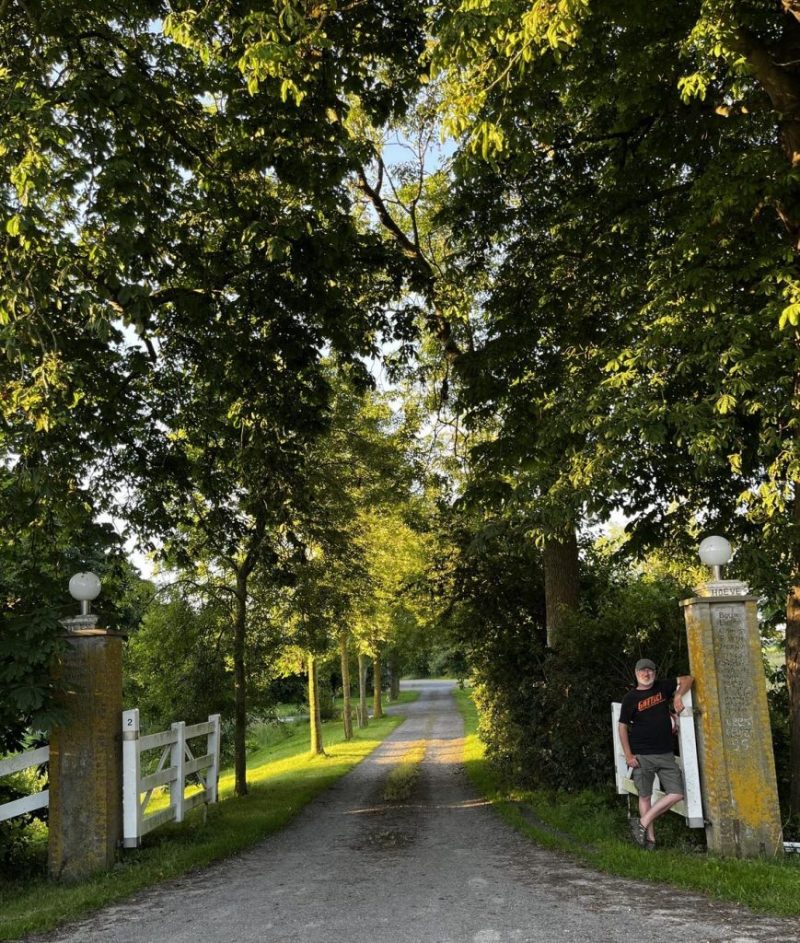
[733,19,800,167]
[357,652,368,728]
[389,651,400,702]
[307,653,324,756]
[233,573,248,797]
[736,11,800,815]
[543,530,580,649]
[339,631,353,741]
[788,483,800,817]
[373,650,383,720]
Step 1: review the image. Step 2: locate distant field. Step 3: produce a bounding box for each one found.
[764,642,785,672]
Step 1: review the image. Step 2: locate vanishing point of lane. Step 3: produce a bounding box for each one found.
[34,680,800,943]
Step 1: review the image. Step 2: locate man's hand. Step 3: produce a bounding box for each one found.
[673,694,685,715]
[626,754,639,768]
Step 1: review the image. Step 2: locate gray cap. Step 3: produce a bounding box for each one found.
[635,658,656,672]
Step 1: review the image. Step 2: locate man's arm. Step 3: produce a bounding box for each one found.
[618,722,638,768]
[673,674,693,714]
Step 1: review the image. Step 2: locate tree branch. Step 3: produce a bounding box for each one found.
[355,160,461,360]
[783,1,800,27]
[355,163,427,266]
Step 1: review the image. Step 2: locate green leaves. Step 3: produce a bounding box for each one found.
[427,0,800,618]
[677,72,708,103]
[779,302,800,331]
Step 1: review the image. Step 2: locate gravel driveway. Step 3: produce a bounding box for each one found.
[32,680,800,943]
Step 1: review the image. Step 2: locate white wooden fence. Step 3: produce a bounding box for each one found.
[0,744,49,823]
[611,690,704,827]
[121,709,221,849]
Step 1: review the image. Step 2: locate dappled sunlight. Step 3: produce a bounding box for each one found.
[439,797,492,810]
[209,717,405,799]
[371,740,421,766]
[344,796,490,816]
[218,741,380,795]
[426,735,465,764]
[345,803,398,816]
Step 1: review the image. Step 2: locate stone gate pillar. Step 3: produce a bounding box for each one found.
[681,555,783,857]
[48,574,124,881]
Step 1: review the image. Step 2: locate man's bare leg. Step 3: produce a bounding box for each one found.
[640,792,683,841]
[638,795,654,842]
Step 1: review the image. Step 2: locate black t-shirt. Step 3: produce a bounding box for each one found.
[619,678,678,755]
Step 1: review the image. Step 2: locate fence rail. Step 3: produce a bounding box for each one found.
[121,709,221,849]
[0,745,50,823]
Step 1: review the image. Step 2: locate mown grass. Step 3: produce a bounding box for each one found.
[454,687,800,917]
[0,710,407,941]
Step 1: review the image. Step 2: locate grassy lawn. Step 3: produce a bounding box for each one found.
[0,707,410,941]
[454,687,800,918]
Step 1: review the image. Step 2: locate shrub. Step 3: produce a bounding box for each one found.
[446,519,692,792]
[0,766,48,880]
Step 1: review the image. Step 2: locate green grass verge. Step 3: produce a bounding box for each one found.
[0,713,403,941]
[453,687,800,918]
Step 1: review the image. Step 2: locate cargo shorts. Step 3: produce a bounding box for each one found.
[632,752,684,798]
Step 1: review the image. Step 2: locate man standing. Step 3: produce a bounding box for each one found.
[618,658,694,849]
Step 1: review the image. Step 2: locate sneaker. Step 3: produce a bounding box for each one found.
[644,839,657,851]
[629,818,647,847]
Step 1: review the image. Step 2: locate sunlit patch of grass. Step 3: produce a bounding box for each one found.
[0,713,403,941]
[453,686,800,917]
[382,741,426,802]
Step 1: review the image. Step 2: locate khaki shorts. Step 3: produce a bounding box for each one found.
[632,753,684,798]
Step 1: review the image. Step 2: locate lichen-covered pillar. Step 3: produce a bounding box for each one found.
[48,627,124,880]
[681,583,783,857]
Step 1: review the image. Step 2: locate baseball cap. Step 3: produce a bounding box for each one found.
[635,658,656,672]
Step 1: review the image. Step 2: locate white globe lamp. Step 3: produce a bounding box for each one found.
[69,572,101,616]
[698,536,732,580]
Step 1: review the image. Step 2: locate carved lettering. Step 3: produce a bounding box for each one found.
[711,604,755,754]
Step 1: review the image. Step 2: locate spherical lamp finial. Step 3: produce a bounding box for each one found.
[69,572,101,615]
[698,536,732,580]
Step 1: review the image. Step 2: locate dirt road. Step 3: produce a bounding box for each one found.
[33,680,800,943]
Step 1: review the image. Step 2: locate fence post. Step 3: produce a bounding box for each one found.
[207,714,221,803]
[121,709,141,848]
[171,721,186,823]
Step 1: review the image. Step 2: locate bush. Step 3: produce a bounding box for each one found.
[0,766,48,880]
[446,518,692,792]
[766,661,799,839]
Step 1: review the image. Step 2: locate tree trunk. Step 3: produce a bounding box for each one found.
[732,20,800,167]
[735,12,800,814]
[543,530,580,649]
[373,650,383,720]
[233,572,248,797]
[307,653,324,756]
[389,651,400,702]
[788,478,800,817]
[340,631,353,741]
[357,652,368,728]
